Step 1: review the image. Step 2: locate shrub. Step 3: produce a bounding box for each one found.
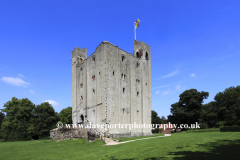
[220,126,240,132]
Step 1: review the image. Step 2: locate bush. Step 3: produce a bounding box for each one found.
[200,123,208,129]
[152,128,159,133]
[186,128,220,133]
[220,126,240,132]
[216,121,226,127]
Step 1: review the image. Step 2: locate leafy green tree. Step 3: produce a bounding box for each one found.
[0,97,35,141]
[169,89,209,127]
[59,106,72,125]
[213,86,240,126]
[160,116,168,124]
[151,110,163,125]
[34,102,59,139]
[0,112,5,129]
[200,102,218,128]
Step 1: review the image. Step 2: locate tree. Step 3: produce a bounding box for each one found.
[160,116,168,124]
[0,97,35,141]
[34,102,59,139]
[151,110,163,125]
[213,86,240,126]
[59,106,72,125]
[169,89,209,127]
[200,102,218,128]
[0,112,5,129]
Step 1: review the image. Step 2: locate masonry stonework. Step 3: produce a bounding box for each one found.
[71,40,152,138]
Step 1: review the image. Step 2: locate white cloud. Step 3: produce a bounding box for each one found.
[162,90,170,95]
[18,74,25,78]
[43,100,59,106]
[1,77,30,87]
[190,73,196,77]
[176,85,181,91]
[163,69,179,78]
[155,90,160,94]
[29,90,35,94]
[152,84,169,90]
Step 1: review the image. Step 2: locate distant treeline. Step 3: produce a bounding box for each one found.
[168,86,240,129]
[0,98,72,141]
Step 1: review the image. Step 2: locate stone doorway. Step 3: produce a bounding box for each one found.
[80,114,84,123]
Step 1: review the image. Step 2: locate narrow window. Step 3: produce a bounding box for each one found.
[93,89,95,94]
[123,88,125,93]
[145,52,149,60]
[80,67,82,71]
[146,83,147,86]
[99,72,101,75]
[136,63,139,68]
[124,75,126,80]
[93,56,95,62]
[113,71,114,76]
[136,52,140,58]
[122,55,125,62]
[92,75,95,81]
[81,96,83,101]
[81,83,83,88]
[137,92,139,97]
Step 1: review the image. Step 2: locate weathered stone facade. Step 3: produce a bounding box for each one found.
[71,40,152,138]
[50,127,88,141]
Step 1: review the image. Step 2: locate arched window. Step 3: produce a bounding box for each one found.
[93,56,95,62]
[136,52,140,58]
[79,58,83,65]
[145,52,149,60]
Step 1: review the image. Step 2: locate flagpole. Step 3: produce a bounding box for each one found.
[134,21,136,40]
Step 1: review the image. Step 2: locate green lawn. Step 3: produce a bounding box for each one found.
[0,132,240,159]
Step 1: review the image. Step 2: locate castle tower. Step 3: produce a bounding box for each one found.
[71,47,87,124]
[71,40,152,138]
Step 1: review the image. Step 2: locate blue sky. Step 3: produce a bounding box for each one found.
[0,0,239,118]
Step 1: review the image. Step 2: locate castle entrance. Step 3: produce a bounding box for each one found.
[80,114,84,122]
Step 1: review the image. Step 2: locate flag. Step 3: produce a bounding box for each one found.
[135,19,140,29]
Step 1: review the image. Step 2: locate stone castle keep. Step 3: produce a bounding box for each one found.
[71,40,152,138]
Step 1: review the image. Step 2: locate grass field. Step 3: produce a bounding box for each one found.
[0,132,240,160]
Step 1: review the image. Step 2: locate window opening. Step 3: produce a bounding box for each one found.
[145,52,149,60]
[122,55,125,62]
[136,63,139,68]
[136,52,140,58]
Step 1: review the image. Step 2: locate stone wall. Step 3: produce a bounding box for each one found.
[50,127,88,141]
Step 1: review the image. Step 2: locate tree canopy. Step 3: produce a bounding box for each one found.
[168,89,209,126]
[59,106,72,125]
[0,97,59,141]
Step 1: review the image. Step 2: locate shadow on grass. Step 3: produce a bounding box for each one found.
[145,139,240,160]
[105,155,136,160]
